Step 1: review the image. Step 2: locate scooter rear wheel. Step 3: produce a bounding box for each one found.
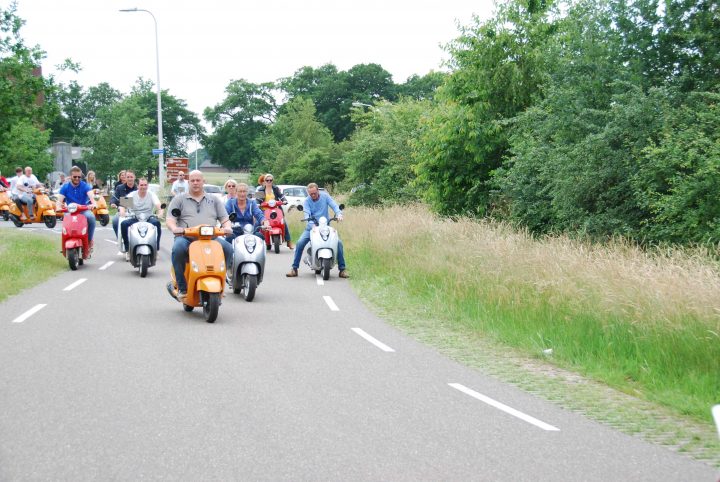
[44,215,56,229]
[10,214,23,228]
[2,211,8,221]
[183,304,194,312]
[99,214,109,226]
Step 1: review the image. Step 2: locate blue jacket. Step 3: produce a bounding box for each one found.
[225,198,265,230]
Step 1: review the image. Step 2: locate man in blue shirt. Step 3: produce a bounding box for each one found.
[286,183,349,278]
[56,165,98,252]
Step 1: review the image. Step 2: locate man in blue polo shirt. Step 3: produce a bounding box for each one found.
[56,165,98,252]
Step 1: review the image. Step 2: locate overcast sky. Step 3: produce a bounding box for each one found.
[11,0,492,123]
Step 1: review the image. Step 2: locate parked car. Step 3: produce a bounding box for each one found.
[278,185,308,211]
[203,184,223,201]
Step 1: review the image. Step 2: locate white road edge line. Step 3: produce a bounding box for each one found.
[352,328,395,352]
[99,261,114,271]
[63,278,88,291]
[12,304,47,323]
[449,383,560,432]
[323,295,339,311]
[316,275,324,286]
[105,239,117,245]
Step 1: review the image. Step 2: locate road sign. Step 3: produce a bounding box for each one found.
[166,157,189,182]
[152,148,165,155]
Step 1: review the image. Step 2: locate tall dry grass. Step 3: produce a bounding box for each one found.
[344,204,720,331]
[338,204,720,420]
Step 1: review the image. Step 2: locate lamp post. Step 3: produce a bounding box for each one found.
[119,7,165,188]
[190,124,199,171]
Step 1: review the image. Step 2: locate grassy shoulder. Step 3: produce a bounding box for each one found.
[0,230,67,303]
[328,204,720,466]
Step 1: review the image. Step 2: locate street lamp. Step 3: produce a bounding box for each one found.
[119,7,165,188]
[190,124,200,171]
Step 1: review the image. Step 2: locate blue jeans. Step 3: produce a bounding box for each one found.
[291,229,346,271]
[19,193,34,216]
[171,235,233,293]
[81,210,96,241]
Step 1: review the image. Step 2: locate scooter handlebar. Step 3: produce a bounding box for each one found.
[177,225,226,238]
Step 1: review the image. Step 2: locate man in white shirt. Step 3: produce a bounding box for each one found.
[170,171,188,197]
[16,166,41,219]
[8,167,22,199]
[119,177,164,253]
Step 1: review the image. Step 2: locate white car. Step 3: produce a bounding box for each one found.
[278,185,308,211]
[203,184,223,201]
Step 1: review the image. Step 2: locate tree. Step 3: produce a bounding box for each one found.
[415,0,558,216]
[80,96,154,181]
[396,71,447,100]
[48,80,123,144]
[131,79,202,158]
[343,99,429,206]
[255,97,343,187]
[0,2,57,177]
[204,79,276,169]
[280,63,397,142]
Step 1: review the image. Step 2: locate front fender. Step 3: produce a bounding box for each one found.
[240,263,260,275]
[65,239,83,249]
[135,245,152,255]
[196,277,223,293]
[317,248,334,259]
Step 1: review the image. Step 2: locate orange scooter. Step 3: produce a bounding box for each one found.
[91,189,110,226]
[0,189,10,221]
[8,187,57,228]
[166,221,227,323]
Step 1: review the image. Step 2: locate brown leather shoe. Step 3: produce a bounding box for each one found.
[339,270,349,279]
[286,268,298,277]
[287,241,295,249]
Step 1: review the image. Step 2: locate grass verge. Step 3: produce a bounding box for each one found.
[335,204,720,466]
[0,230,67,303]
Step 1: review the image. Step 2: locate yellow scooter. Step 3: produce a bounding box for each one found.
[166,223,227,323]
[8,187,57,228]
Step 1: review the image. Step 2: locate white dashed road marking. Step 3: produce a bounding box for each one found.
[323,296,339,311]
[351,328,395,352]
[99,261,114,271]
[63,278,87,291]
[12,304,47,323]
[105,239,117,245]
[316,276,324,286]
[448,383,560,431]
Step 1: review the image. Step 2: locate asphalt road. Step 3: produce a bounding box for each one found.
[0,221,717,481]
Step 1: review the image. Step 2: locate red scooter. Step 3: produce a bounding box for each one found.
[58,203,91,270]
[260,199,286,254]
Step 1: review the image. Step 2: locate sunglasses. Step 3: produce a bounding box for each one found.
[265,178,274,182]
[227,184,236,188]
[71,175,82,179]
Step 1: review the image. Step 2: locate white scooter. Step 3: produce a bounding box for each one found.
[127,211,162,278]
[227,216,266,301]
[296,204,344,280]
[119,197,164,278]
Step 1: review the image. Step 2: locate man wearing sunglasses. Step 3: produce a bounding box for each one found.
[166,170,233,302]
[56,166,98,255]
[254,173,294,249]
[111,170,138,239]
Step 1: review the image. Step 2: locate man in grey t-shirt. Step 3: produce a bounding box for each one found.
[166,170,232,301]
